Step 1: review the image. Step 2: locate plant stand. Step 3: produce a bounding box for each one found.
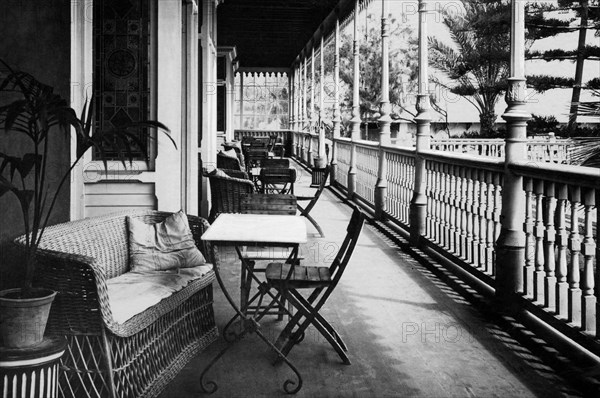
[0,336,66,398]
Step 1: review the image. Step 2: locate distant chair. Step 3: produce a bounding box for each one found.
[204,168,254,222]
[259,167,296,194]
[297,166,330,237]
[261,158,290,169]
[217,150,243,171]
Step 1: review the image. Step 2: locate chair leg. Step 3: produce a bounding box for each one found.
[277,289,350,364]
[300,212,324,237]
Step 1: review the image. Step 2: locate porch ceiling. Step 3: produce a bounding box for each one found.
[217,0,342,69]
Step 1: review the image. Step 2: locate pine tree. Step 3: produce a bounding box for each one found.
[527,0,600,134]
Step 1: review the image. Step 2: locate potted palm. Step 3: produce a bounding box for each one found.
[0,60,172,348]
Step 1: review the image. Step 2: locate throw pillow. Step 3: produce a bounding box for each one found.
[128,210,206,272]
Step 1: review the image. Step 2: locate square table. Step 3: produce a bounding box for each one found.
[199,213,307,394]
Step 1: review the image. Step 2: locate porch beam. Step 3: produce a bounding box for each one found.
[374,0,391,220]
[496,0,530,307]
[410,0,432,245]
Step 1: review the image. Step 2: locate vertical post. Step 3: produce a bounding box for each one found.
[289,65,296,157]
[409,0,432,245]
[302,55,308,161]
[374,0,391,220]
[289,66,295,133]
[496,0,530,307]
[331,16,341,185]
[308,46,316,166]
[316,32,327,168]
[348,0,361,199]
[239,72,244,130]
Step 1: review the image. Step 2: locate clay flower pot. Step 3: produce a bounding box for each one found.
[0,288,56,348]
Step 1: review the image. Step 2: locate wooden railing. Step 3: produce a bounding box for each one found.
[236,129,599,360]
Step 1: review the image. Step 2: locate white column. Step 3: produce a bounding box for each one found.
[348,0,361,199]
[331,16,341,184]
[308,46,316,166]
[375,0,391,219]
[410,0,432,245]
[496,0,530,306]
[316,34,327,168]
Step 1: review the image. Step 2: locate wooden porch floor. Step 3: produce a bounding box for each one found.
[159,163,590,398]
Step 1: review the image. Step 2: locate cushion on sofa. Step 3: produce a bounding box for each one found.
[106,264,213,324]
[128,210,206,272]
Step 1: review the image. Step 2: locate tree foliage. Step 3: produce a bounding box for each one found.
[429,0,512,135]
[323,13,422,126]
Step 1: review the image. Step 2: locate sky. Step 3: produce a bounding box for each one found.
[342,0,599,124]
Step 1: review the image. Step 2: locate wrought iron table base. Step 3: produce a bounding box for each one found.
[199,245,303,394]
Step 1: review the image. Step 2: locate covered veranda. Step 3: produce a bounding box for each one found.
[0,0,598,396]
[160,163,588,397]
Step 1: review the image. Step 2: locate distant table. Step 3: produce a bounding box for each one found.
[200,214,307,394]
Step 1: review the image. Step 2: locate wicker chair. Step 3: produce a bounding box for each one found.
[13,210,218,398]
[217,151,243,171]
[205,168,255,222]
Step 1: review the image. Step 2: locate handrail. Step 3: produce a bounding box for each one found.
[510,160,600,189]
[420,149,505,172]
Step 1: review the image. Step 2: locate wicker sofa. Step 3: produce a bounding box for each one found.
[14,211,218,398]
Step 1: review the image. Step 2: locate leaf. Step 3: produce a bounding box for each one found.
[19,153,42,178]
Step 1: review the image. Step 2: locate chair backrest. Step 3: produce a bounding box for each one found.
[217,151,242,171]
[302,166,330,214]
[240,194,297,215]
[261,158,290,168]
[245,147,269,168]
[327,206,365,284]
[205,168,254,222]
[259,167,296,193]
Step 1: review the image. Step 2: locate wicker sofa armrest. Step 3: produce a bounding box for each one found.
[32,247,112,336]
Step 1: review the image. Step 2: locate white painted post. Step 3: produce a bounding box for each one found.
[496,0,530,306]
[331,17,341,184]
[410,0,432,245]
[374,0,391,220]
[316,33,327,168]
[348,0,361,199]
[308,46,316,166]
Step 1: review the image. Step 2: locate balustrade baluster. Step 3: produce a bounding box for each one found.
[555,183,569,318]
[448,166,457,253]
[492,173,502,276]
[453,165,463,256]
[568,186,582,326]
[581,188,596,333]
[443,164,452,249]
[477,170,487,270]
[523,177,535,299]
[485,171,495,275]
[425,162,433,237]
[533,179,546,303]
[434,163,443,243]
[439,164,448,248]
[543,182,557,310]
[470,169,479,266]
[459,167,469,259]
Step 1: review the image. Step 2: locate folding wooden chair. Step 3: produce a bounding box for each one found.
[263,207,366,364]
[261,158,290,168]
[296,166,330,237]
[259,167,296,194]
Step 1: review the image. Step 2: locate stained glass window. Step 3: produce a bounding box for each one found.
[93,0,152,160]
